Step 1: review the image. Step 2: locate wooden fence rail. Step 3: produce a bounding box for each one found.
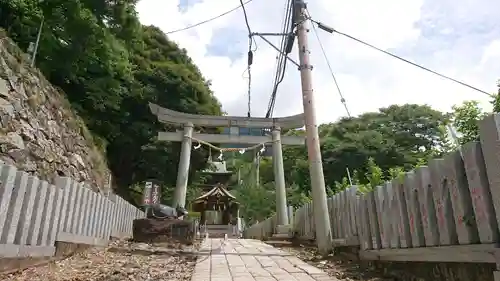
[0,163,144,258]
[244,113,500,265]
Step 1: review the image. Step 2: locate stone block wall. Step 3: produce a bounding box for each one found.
[0,34,110,190]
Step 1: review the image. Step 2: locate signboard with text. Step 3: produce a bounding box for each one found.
[142,180,161,206]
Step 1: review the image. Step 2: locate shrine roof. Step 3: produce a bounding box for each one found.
[193,185,238,203]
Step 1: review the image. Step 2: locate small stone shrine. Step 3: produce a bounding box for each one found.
[192,158,240,237]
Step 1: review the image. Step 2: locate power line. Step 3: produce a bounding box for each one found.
[265,0,295,118]
[239,0,256,117]
[266,0,293,118]
[308,18,493,98]
[165,0,255,35]
[310,19,351,118]
[239,0,252,35]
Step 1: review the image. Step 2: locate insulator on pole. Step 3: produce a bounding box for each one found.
[247,50,253,66]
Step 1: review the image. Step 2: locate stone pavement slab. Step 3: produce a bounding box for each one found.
[191,238,339,281]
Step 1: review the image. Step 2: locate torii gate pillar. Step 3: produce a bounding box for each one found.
[272,127,288,226]
[173,122,193,208]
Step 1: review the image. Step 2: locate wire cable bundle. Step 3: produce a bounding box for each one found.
[265,0,295,118]
[165,0,255,35]
[307,12,493,98]
[307,10,352,117]
[163,0,493,120]
[239,0,257,117]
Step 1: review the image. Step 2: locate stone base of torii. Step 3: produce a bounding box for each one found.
[149,102,305,232]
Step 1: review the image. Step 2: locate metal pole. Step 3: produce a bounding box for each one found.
[237,168,241,185]
[272,127,289,226]
[31,16,44,68]
[255,152,260,187]
[173,122,193,208]
[294,0,332,254]
[255,34,300,67]
[346,167,353,185]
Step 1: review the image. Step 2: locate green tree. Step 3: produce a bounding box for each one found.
[491,80,500,112]
[0,0,223,203]
[450,100,486,145]
[365,157,383,189]
[318,104,449,192]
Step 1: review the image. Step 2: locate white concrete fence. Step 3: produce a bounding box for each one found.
[244,113,500,265]
[0,163,144,258]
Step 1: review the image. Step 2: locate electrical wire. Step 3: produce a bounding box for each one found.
[164,0,255,35]
[265,1,292,118]
[239,0,252,35]
[239,0,256,117]
[308,18,493,97]
[265,1,291,117]
[267,0,290,92]
[309,18,352,117]
[265,0,295,118]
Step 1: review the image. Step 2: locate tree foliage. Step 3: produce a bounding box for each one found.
[450,100,487,145]
[295,104,450,193]
[0,0,222,203]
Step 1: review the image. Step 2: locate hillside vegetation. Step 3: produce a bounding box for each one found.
[0,0,221,202]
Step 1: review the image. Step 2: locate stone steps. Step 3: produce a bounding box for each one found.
[264,225,294,246]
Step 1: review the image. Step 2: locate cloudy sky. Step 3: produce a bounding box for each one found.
[136,0,499,124]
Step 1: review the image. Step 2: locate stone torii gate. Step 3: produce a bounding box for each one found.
[149,103,305,228]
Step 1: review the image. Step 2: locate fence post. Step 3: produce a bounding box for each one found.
[0,165,17,243]
[94,194,104,239]
[462,141,500,243]
[405,172,425,248]
[39,183,56,245]
[479,114,500,232]
[333,195,340,239]
[64,180,78,233]
[374,185,391,248]
[55,177,71,237]
[366,191,381,249]
[78,187,90,236]
[1,169,27,244]
[47,184,64,247]
[33,181,49,246]
[444,150,479,245]
[71,183,84,235]
[89,192,98,237]
[348,186,358,236]
[429,158,458,245]
[15,176,39,245]
[415,166,440,246]
[358,194,373,250]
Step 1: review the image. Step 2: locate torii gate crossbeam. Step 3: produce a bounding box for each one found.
[149,103,305,228]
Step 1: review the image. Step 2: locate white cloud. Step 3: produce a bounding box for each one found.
[137,0,499,124]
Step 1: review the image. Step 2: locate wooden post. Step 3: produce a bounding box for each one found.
[429,158,458,245]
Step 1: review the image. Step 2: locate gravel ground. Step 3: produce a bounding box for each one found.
[280,245,398,281]
[1,240,200,281]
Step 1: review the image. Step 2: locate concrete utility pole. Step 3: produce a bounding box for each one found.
[294,0,332,254]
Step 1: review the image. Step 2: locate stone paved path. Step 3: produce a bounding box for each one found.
[191,238,339,281]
